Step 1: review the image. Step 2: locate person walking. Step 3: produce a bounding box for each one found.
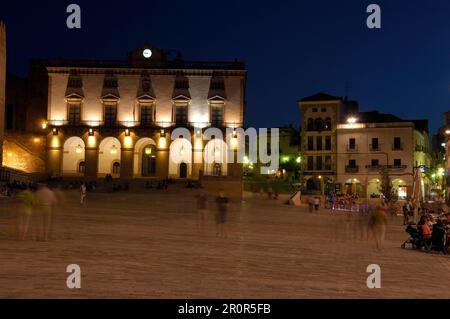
[34,184,58,242]
[16,187,34,240]
[368,204,388,250]
[196,192,208,230]
[308,196,314,213]
[313,196,320,212]
[215,190,229,238]
[80,182,87,205]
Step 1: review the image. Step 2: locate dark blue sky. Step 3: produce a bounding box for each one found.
[1,0,449,133]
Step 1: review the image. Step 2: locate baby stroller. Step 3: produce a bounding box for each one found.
[401,224,423,249]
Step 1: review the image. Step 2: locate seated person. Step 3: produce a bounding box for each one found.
[421,217,432,239]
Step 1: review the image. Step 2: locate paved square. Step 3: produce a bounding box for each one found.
[0,187,448,298]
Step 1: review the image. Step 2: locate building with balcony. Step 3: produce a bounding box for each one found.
[297,93,358,194]
[29,44,246,180]
[336,111,431,199]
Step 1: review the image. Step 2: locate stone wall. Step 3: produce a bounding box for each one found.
[2,133,46,173]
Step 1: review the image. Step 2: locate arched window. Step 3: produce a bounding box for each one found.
[307,118,314,131]
[314,118,325,132]
[78,161,85,174]
[112,162,120,174]
[325,117,332,130]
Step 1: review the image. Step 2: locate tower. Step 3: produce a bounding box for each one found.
[0,21,6,167]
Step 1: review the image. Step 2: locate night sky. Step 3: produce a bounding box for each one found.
[1,0,449,133]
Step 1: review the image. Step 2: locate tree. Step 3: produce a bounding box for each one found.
[379,167,397,202]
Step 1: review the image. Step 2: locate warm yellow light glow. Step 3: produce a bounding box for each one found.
[347,117,357,124]
[376,179,380,183]
[445,129,450,135]
[230,137,238,149]
[7,152,12,157]
[145,148,152,155]
[33,138,40,143]
[318,175,322,179]
[41,122,47,129]
[158,137,167,149]
[243,156,249,164]
[50,136,60,148]
[75,144,83,154]
[124,136,132,147]
[353,178,358,182]
[87,136,96,146]
[110,145,118,154]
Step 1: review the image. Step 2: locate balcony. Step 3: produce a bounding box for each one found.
[346,145,358,152]
[369,144,381,151]
[365,164,381,171]
[345,165,359,173]
[387,164,407,170]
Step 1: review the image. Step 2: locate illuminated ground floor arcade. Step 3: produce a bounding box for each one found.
[45,127,243,181]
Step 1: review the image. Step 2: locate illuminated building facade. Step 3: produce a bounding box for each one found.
[298,93,431,198]
[43,44,246,180]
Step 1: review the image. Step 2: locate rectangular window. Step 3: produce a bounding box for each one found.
[321,107,326,112]
[316,136,322,151]
[316,156,323,170]
[175,105,188,126]
[349,138,356,150]
[325,136,331,150]
[104,104,117,127]
[371,159,379,167]
[324,156,331,170]
[312,107,318,112]
[348,159,356,168]
[68,103,81,125]
[371,137,379,150]
[307,136,314,151]
[140,104,153,127]
[394,159,402,167]
[394,137,401,150]
[307,156,314,170]
[211,104,224,127]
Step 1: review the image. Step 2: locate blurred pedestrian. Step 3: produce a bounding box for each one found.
[196,192,208,230]
[215,190,229,238]
[34,185,58,241]
[16,187,34,240]
[80,182,86,205]
[368,205,387,250]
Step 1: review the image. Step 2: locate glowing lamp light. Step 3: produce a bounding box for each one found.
[88,136,96,146]
[353,178,358,182]
[243,156,249,164]
[110,145,118,154]
[7,152,12,157]
[296,156,301,163]
[41,122,47,129]
[124,136,132,147]
[75,144,83,154]
[376,179,380,183]
[347,117,357,124]
[145,147,152,155]
[318,175,322,179]
[441,142,446,147]
[282,156,290,163]
[33,138,40,143]
[445,129,450,135]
